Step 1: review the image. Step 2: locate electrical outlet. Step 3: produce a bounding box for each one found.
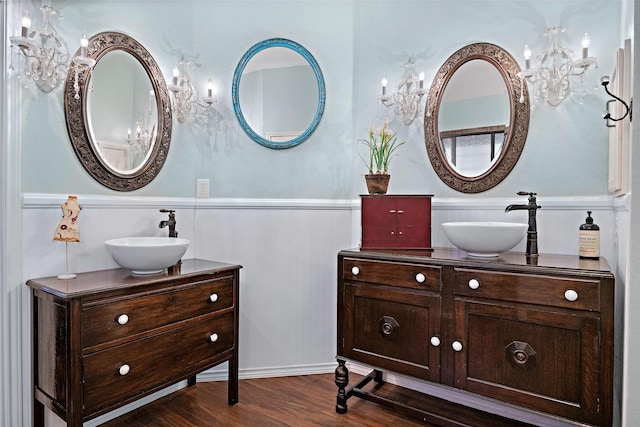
[197,179,210,198]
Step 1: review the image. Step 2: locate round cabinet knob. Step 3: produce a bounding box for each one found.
[118,364,130,376]
[351,266,360,276]
[209,293,218,303]
[430,336,441,347]
[209,333,219,343]
[468,279,480,290]
[117,314,129,325]
[564,289,579,302]
[415,273,426,283]
[452,341,463,352]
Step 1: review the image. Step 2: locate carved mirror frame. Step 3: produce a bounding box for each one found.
[424,42,530,193]
[64,31,172,191]
[232,38,326,150]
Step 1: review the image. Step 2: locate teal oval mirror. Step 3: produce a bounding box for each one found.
[232,38,326,149]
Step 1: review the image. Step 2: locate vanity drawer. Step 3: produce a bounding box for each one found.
[452,268,600,311]
[343,258,441,292]
[82,277,234,349]
[83,311,234,415]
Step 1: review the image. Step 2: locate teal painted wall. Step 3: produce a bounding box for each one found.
[20,0,619,199]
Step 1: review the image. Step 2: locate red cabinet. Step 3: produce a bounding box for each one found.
[361,195,432,250]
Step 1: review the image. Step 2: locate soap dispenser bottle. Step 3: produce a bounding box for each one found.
[579,211,600,259]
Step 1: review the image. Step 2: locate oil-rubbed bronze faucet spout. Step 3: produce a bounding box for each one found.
[159,209,178,238]
[505,191,541,257]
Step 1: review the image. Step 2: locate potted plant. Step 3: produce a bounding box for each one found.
[358,121,405,194]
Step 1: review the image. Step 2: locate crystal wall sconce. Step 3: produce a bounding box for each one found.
[378,59,427,125]
[517,26,597,106]
[10,5,94,96]
[10,5,69,92]
[168,58,218,124]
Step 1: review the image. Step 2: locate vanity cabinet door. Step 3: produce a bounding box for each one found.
[340,282,441,382]
[453,299,601,425]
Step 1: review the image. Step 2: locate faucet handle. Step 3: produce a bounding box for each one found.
[159,209,175,214]
[517,191,537,196]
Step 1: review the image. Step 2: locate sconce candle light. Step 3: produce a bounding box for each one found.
[378,59,427,125]
[517,26,597,106]
[600,75,632,125]
[70,33,96,99]
[167,58,217,124]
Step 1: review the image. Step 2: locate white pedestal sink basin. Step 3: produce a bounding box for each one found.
[104,237,190,274]
[442,222,528,257]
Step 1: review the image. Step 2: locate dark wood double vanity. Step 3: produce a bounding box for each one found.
[336,248,614,426]
[26,259,240,427]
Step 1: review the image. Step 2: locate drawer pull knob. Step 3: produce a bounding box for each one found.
[430,336,441,347]
[564,289,579,302]
[415,273,426,283]
[117,314,129,325]
[118,364,130,376]
[351,266,360,276]
[452,341,463,352]
[209,333,219,343]
[389,210,396,213]
[468,279,480,290]
[209,293,219,303]
[397,210,404,214]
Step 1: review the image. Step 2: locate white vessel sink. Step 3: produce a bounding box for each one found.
[442,222,528,257]
[104,237,190,274]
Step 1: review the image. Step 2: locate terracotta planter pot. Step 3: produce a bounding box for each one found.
[365,174,390,194]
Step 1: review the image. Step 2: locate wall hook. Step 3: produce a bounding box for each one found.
[601,75,632,127]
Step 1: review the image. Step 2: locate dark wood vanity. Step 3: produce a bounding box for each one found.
[336,248,614,426]
[26,259,241,427]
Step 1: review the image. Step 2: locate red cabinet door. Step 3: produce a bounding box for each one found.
[361,195,432,249]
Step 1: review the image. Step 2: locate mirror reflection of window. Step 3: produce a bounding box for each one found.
[438,59,509,178]
[441,125,506,176]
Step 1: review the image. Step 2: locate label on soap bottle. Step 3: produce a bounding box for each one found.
[579,230,600,259]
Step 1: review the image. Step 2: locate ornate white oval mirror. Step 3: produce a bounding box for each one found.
[425,43,530,193]
[232,38,326,149]
[64,32,172,191]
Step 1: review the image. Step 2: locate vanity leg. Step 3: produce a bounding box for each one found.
[335,359,349,414]
[228,352,238,405]
[373,369,383,383]
[187,375,197,386]
[33,399,44,427]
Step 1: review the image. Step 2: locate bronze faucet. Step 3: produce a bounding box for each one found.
[505,191,541,257]
[159,209,178,237]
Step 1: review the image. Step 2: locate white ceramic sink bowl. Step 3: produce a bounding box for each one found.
[442,222,528,257]
[104,237,190,274]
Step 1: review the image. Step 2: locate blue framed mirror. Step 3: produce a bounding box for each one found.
[232,38,326,149]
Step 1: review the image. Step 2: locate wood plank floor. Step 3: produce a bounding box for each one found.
[100,373,434,426]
